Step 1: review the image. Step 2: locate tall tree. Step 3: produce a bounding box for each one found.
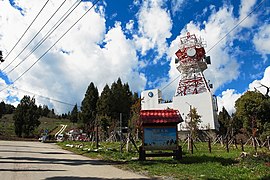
[5,104,15,114]
[81,82,99,134]
[97,84,112,138]
[13,96,40,137]
[218,107,231,136]
[129,92,141,138]
[186,107,202,139]
[97,84,112,117]
[42,105,50,117]
[110,78,132,127]
[122,83,133,125]
[0,101,6,118]
[70,104,78,124]
[235,91,270,138]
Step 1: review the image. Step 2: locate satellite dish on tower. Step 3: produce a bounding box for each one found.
[187,48,196,57]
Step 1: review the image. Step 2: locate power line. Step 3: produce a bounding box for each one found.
[8,87,81,108]
[206,0,267,53]
[9,0,101,85]
[0,0,83,93]
[3,0,67,72]
[0,0,100,104]
[2,0,50,63]
[5,0,81,75]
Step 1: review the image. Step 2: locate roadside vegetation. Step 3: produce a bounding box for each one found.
[57,141,270,179]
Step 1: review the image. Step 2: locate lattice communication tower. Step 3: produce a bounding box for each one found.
[175,32,211,96]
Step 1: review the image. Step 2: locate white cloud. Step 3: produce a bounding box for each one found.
[0,0,146,113]
[217,89,241,115]
[171,0,185,15]
[253,23,270,59]
[238,0,257,28]
[125,20,134,33]
[0,79,10,101]
[249,66,270,95]
[133,0,172,61]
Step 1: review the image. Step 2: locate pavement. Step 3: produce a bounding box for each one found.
[0,140,151,180]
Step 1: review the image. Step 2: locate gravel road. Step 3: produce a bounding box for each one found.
[0,140,150,180]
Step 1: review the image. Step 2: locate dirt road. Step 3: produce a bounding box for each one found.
[0,140,150,180]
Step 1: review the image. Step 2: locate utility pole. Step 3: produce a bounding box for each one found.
[96,118,99,149]
[119,113,122,153]
[186,102,193,153]
[0,50,4,63]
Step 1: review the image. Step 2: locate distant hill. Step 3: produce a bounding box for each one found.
[0,114,77,140]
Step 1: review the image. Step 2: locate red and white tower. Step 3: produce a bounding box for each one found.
[141,32,219,131]
[175,32,211,96]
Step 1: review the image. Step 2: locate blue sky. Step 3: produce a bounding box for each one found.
[0,0,269,114]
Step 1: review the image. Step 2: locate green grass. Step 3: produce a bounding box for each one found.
[58,141,270,179]
[0,114,16,136]
[0,114,77,138]
[38,117,75,134]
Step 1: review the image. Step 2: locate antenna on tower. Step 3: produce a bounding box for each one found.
[174,32,211,96]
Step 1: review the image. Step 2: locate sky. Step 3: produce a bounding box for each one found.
[0,0,269,115]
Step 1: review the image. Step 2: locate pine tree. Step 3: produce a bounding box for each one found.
[0,101,6,118]
[129,92,141,137]
[97,84,112,138]
[70,104,78,124]
[110,78,133,127]
[187,107,201,139]
[81,82,99,134]
[42,105,50,117]
[218,107,231,136]
[97,84,112,117]
[13,96,40,137]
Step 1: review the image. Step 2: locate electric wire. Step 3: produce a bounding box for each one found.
[206,0,266,53]
[0,0,100,95]
[10,0,101,84]
[3,0,67,73]
[6,0,82,75]
[8,87,81,108]
[2,0,50,65]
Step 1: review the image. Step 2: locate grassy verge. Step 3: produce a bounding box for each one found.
[57,141,270,179]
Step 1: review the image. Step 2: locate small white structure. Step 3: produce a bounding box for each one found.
[141,33,219,131]
[141,89,219,131]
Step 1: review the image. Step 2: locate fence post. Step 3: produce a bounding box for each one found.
[234,138,238,149]
[226,136,229,153]
[240,139,244,152]
[208,137,211,153]
[139,146,145,161]
[267,136,270,151]
[191,138,194,154]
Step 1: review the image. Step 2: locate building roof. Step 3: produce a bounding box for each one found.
[140,109,183,125]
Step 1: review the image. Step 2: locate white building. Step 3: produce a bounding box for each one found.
[141,89,219,131]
